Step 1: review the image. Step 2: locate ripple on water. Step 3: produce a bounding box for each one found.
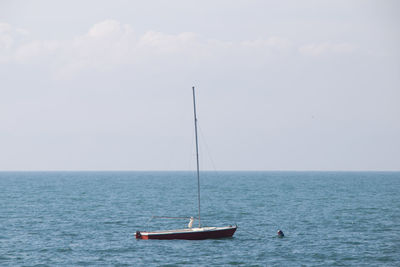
[0,171,399,266]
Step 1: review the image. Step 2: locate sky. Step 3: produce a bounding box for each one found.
[0,0,399,171]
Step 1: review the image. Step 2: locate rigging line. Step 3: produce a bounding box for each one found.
[237,227,263,238]
[145,216,154,229]
[187,134,199,219]
[197,121,222,178]
[145,216,200,230]
[151,216,199,220]
[146,215,197,221]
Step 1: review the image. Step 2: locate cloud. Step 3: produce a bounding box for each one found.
[0,22,34,63]
[0,23,15,61]
[15,40,60,63]
[299,42,357,56]
[0,22,13,34]
[139,31,199,52]
[0,32,13,49]
[87,19,124,38]
[0,20,359,78]
[241,36,291,50]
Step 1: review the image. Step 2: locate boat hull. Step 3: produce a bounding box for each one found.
[136,225,237,240]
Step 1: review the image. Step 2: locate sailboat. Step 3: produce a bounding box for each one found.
[135,86,237,240]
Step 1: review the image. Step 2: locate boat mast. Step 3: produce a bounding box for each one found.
[192,86,201,228]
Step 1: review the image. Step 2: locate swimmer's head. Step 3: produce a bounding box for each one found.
[277,229,284,237]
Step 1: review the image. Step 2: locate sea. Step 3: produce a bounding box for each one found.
[1,171,399,266]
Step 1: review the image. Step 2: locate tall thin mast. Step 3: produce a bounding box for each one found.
[192,86,201,228]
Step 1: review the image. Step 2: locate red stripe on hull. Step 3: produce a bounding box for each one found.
[136,226,237,240]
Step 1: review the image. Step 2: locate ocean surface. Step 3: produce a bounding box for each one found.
[1,171,399,266]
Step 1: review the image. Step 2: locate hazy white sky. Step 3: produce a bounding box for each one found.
[0,0,399,170]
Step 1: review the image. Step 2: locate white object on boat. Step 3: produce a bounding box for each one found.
[188,217,194,228]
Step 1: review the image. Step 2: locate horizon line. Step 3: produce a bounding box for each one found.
[0,169,399,172]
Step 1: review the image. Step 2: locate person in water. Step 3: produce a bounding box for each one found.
[277,229,284,237]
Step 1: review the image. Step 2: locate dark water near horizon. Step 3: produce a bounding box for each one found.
[1,171,399,266]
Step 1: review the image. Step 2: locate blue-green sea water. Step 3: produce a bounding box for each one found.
[1,171,399,266]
